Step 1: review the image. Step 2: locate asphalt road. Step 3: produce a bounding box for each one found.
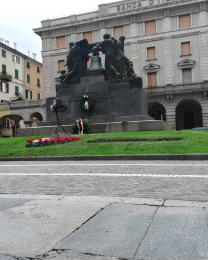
[0,160,208,201]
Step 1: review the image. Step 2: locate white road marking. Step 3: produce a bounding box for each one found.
[0,173,208,178]
[0,163,207,167]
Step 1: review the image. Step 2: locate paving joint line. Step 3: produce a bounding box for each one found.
[133,206,160,259]
[51,203,115,253]
[204,207,208,227]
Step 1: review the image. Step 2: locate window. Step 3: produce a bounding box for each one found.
[6,83,9,93]
[15,69,19,79]
[147,72,157,88]
[145,20,156,35]
[1,83,9,93]
[147,47,156,60]
[25,90,32,99]
[182,68,192,84]
[37,66,40,73]
[0,82,2,92]
[37,78,40,87]
[56,36,65,49]
[15,85,19,95]
[58,60,65,72]
[2,64,6,73]
[25,89,29,99]
[27,74,30,83]
[179,14,191,29]
[83,31,93,44]
[181,42,191,56]
[37,93,41,100]
[27,62,30,68]
[12,55,20,64]
[2,49,6,58]
[113,26,124,38]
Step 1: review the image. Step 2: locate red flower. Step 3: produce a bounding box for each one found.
[26,136,82,147]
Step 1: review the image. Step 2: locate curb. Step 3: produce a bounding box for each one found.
[0,154,208,161]
[0,194,207,207]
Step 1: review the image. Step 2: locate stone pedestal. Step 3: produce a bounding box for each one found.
[46,74,149,124]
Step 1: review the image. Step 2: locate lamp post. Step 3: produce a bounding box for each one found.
[50,98,68,135]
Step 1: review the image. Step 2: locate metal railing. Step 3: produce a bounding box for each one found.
[0,72,12,82]
[145,82,208,95]
[10,100,44,108]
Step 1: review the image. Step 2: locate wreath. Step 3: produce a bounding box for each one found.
[80,95,94,112]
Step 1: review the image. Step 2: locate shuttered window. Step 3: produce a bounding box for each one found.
[147,47,156,60]
[15,69,19,79]
[147,72,157,88]
[181,42,191,56]
[113,26,124,38]
[145,20,156,35]
[182,68,192,84]
[83,31,93,43]
[179,14,191,29]
[56,36,65,49]
[58,60,65,72]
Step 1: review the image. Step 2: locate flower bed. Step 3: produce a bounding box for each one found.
[26,136,82,148]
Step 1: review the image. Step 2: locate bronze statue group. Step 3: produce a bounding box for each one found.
[56,34,141,90]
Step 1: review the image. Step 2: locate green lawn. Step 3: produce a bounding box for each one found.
[0,130,208,157]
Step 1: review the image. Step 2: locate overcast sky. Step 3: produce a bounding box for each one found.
[0,0,121,62]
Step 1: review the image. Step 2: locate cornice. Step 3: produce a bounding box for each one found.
[34,0,206,35]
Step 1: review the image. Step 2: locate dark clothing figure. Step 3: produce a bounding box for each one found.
[66,42,75,72]
[63,39,89,84]
[99,34,120,80]
[114,36,128,78]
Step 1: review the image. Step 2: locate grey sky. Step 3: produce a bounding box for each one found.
[0,0,121,62]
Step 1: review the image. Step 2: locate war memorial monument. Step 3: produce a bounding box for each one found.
[44,34,164,134]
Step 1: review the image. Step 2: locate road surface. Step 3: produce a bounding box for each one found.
[0,160,207,201]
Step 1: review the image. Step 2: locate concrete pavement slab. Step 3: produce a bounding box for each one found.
[0,256,16,260]
[0,194,63,201]
[0,198,31,211]
[0,197,113,258]
[135,207,208,260]
[59,195,164,206]
[164,199,208,207]
[57,203,157,259]
[43,250,120,260]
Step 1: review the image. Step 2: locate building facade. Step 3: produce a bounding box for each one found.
[0,42,45,135]
[34,0,208,130]
[0,42,44,103]
[0,42,24,103]
[25,57,44,101]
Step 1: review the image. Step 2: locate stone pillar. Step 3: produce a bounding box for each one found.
[42,56,55,98]
[130,43,140,75]
[130,23,138,37]
[200,32,208,81]
[164,37,173,85]
[166,103,176,130]
[163,17,171,32]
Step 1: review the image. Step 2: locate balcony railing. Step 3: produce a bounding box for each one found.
[10,100,44,108]
[0,72,12,82]
[145,82,208,95]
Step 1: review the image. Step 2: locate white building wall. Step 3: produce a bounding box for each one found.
[0,45,25,102]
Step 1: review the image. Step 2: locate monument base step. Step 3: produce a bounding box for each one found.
[17,120,167,137]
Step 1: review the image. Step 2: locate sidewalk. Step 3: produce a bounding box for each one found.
[0,195,208,260]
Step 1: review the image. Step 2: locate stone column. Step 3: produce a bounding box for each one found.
[42,56,55,98]
[163,37,173,85]
[200,32,208,81]
[130,42,140,75]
